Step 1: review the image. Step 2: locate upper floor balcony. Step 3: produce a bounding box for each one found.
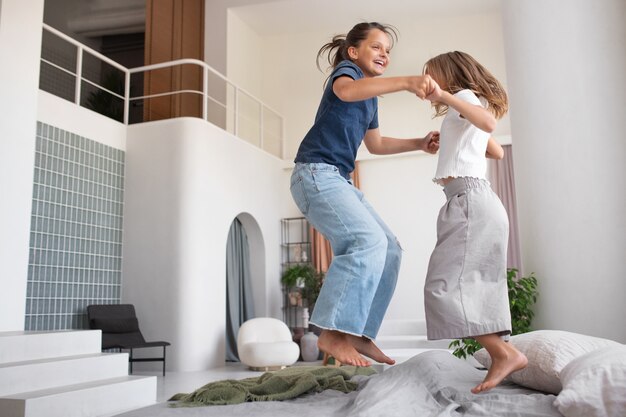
[39,23,284,159]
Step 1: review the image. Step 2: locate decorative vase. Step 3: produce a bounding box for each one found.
[300,331,319,362]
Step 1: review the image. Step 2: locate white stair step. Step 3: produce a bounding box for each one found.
[0,331,102,364]
[375,334,452,349]
[0,353,129,397]
[0,375,156,417]
[377,319,427,337]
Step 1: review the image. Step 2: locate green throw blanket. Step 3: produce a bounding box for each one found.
[169,365,376,407]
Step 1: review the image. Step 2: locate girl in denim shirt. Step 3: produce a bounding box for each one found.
[291,22,438,367]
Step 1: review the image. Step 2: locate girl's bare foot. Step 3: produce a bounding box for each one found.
[472,334,528,394]
[318,330,370,367]
[347,335,396,365]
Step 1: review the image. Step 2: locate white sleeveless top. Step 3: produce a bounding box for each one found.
[433,89,490,186]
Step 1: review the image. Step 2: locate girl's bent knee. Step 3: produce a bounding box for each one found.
[386,236,402,261]
[366,231,388,253]
[348,227,387,252]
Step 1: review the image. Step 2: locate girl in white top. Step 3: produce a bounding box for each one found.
[423,51,528,394]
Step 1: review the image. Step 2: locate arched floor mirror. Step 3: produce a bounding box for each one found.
[225,213,265,361]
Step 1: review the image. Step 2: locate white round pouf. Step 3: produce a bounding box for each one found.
[237,317,300,370]
[300,332,319,362]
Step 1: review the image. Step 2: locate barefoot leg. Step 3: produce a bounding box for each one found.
[317,330,370,367]
[471,333,528,394]
[322,352,341,367]
[347,335,395,365]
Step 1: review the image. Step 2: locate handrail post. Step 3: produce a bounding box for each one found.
[280,116,285,160]
[123,71,130,125]
[74,46,83,106]
[202,65,208,121]
[259,105,264,150]
[234,87,239,137]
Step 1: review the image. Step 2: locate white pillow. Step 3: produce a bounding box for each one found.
[554,345,626,417]
[473,330,622,394]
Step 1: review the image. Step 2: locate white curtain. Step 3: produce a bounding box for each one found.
[488,145,522,272]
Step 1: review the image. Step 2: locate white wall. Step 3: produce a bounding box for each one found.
[0,0,45,331]
[227,10,263,105]
[357,153,441,320]
[227,11,508,324]
[122,118,297,371]
[502,0,626,343]
[205,0,273,74]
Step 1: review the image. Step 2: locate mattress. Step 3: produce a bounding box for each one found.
[116,350,563,417]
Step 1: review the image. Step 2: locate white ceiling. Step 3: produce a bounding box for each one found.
[61,0,501,38]
[230,0,502,36]
[65,0,145,37]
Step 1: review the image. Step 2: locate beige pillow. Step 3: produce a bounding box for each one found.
[473,330,621,394]
[554,345,626,417]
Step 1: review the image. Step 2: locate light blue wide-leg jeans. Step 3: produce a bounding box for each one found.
[290,162,402,339]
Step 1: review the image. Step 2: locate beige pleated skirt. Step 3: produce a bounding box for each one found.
[424,177,512,340]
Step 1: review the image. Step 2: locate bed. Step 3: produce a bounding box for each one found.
[116,330,626,417]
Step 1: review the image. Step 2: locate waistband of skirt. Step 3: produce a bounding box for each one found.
[443,177,490,199]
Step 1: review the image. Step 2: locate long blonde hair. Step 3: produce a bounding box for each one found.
[423,51,508,119]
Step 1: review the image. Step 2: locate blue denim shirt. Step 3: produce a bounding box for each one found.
[294,60,379,179]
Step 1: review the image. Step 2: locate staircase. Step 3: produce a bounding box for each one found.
[375,319,451,366]
[0,330,157,417]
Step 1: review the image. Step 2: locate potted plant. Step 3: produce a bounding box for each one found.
[281,264,323,308]
[449,268,538,359]
[282,264,324,359]
[85,70,125,122]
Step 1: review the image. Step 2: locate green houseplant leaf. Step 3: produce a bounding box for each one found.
[85,70,125,122]
[281,264,323,306]
[449,268,538,359]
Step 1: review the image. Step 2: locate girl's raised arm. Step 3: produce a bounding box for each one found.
[333,74,435,102]
[363,128,439,155]
[427,85,497,133]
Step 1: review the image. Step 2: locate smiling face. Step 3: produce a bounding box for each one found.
[347,28,392,78]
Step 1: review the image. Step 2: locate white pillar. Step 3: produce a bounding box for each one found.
[501,0,626,342]
[0,0,45,331]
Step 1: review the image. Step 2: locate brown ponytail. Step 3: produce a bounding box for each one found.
[316,22,398,73]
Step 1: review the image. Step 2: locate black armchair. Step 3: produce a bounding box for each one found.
[87,304,170,376]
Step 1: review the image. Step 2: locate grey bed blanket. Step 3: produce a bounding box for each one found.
[116,350,564,417]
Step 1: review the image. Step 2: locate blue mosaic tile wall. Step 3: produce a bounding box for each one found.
[25,122,125,330]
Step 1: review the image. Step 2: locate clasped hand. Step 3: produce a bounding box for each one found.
[409,75,440,100]
[423,131,440,154]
